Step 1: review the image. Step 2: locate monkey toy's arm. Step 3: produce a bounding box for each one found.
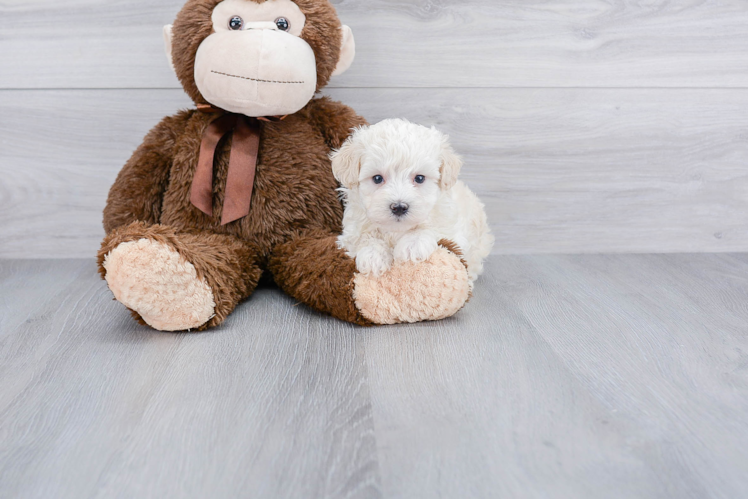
[270,230,471,326]
[102,111,191,233]
[305,97,368,150]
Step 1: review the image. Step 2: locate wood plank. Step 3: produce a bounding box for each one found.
[363,254,748,497]
[2,0,748,89]
[1,87,747,258]
[0,260,381,498]
[0,259,90,336]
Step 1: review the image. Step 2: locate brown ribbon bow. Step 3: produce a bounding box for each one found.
[190,110,260,225]
[191,106,288,225]
[190,105,286,225]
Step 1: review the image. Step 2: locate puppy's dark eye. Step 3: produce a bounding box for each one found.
[229,16,244,30]
[275,17,290,31]
[373,175,384,185]
[415,175,426,184]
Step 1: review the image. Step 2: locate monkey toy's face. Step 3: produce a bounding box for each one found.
[165,0,355,117]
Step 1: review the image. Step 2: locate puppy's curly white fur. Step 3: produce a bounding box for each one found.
[331,119,494,285]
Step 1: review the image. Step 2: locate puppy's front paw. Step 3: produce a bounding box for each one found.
[394,233,438,264]
[355,245,393,276]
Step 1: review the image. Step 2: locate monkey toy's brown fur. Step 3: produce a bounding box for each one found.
[97,0,470,331]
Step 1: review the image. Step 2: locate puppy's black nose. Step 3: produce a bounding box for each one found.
[390,203,409,217]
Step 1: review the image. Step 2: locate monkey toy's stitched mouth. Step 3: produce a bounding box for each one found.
[211,70,305,85]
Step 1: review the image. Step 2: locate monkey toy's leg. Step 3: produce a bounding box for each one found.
[98,222,262,331]
[269,230,471,326]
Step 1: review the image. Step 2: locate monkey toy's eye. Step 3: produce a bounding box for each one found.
[229,16,244,30]
[415,175,426,184]
[275,17,290,31]
[373,175,384,185]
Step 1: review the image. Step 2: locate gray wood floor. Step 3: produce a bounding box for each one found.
[1,255,747,498]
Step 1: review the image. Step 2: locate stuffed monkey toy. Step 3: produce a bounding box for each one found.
[97,0,471,331]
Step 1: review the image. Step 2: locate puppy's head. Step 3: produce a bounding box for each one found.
[331,119,462,231]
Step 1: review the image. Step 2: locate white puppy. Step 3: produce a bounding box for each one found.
[331,119,494,285]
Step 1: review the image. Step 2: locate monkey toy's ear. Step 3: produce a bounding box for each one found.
[439,137,463,190]
[331,25,356,77]
[163,24,175,73]
[331,130,366,188]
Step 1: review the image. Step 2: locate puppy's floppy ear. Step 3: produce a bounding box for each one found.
[331,131,365,188]
[439,136,462,190]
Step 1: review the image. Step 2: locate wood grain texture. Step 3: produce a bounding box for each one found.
[0,260,381,498]
[2,88,747,258]
[0,90,193,259]
[1,255,747,497]
[363,254,748,497]
[1,0,747,89]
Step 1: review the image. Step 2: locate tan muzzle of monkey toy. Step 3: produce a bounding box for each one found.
[194,28,318,117]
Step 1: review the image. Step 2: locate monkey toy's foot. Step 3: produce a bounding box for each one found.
[102,238,216,331]
[353,242,470,325]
